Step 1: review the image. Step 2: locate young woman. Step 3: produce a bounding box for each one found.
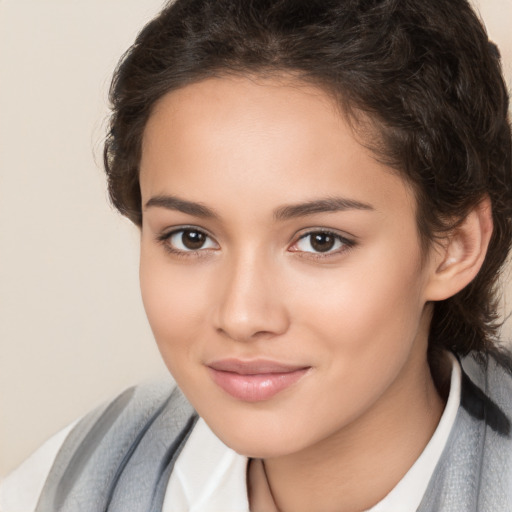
[2,0,511,510]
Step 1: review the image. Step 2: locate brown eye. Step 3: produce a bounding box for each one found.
[181,229,207,250]
[310,233,336,252]
[291,230,352,256]
[164,228,219,253]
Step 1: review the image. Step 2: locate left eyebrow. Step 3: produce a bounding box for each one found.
[273,197,374,221]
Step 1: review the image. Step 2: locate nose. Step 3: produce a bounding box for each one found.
[213,252,290,342]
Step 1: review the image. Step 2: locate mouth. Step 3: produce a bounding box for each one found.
[206,359,311,402]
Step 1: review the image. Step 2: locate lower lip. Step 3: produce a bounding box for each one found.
[208,367,309,402]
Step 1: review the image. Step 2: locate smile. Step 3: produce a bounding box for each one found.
[207,359,310,402]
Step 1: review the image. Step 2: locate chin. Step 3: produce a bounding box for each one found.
[203,415,310,459]
[223,437,296,459]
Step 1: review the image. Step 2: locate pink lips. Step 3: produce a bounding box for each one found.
[207,359,310,402]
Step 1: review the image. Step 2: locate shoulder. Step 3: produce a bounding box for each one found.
[0,378,182,512]
[0,421,78,512]
[460,348,512,433]
[457,350,512,508]
[417,350,512,511]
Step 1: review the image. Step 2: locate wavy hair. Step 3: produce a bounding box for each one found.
[104,0,512,364]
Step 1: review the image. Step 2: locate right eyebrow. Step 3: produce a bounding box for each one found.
[144,195,219,219]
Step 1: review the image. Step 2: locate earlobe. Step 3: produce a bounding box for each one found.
[425,197,493,301]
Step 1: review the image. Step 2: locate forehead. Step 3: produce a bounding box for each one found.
[142,75,345,171]
[140,75,417,224]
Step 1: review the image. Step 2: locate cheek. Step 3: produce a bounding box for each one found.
[287,244,429,410]
[285,257,427,424]
[293,249,425,346]
[139,249,211,365]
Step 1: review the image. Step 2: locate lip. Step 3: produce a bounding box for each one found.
[207,359,310,402]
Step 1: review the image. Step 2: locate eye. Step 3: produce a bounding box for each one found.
[159,228,219,254]
[289,230,354,256]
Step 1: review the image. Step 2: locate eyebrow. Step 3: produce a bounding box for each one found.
[144,195,374,221]
[273,197,374,221]
[145,195,219,218]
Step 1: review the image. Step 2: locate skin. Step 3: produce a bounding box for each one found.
[139,75,449,511]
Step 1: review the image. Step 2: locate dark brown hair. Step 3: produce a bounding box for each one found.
[104,0,512,362]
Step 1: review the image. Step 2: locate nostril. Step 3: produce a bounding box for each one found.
[214,311,290,343]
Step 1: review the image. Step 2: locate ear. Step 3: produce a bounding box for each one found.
[425,197,493,301]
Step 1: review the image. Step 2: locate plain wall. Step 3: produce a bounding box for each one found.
[1,0,512,478]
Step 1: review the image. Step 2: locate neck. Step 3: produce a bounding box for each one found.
[254,350,447,512]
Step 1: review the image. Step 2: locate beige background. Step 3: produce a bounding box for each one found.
[1,0,511,478]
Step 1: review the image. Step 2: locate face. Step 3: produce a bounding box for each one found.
[139,75,438,458]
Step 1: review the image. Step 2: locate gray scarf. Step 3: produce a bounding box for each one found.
[35,354,512,512]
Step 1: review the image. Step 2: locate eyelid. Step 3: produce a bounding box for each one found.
[156,225,220,256]
[155,225,356,260]
[288,228,356,258]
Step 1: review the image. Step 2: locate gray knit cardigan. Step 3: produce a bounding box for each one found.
[34,353,512,512]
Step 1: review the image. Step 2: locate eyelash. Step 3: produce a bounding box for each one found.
[290,229,356,260]
[156,226,356,260]
[156,226,219,259]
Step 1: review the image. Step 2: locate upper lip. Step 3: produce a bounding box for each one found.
[207,359,309,375]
